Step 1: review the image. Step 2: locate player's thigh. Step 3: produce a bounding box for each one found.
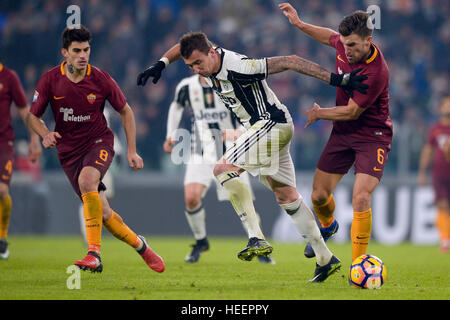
[352,173,380,211]
[353,142,390,180]
[311,168,344,203]
[223,120,285,174]
[317,133,355,178]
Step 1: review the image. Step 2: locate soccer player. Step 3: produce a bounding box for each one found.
[164,74,274,264]
[29,25,165,273]
[418,96,450,253]
[280,3,392,262]
[137,31,368,281]
[0,62,42,260]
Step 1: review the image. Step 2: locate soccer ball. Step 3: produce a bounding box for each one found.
[349,254,386,289]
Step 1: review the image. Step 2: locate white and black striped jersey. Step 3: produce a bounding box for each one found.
[167,74,240,161]
[204,47,292,129]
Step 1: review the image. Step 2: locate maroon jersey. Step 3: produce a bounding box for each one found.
[427,122,450,178]
[0,63,28,146]
[329,34,393,144]
[30,61,126,163]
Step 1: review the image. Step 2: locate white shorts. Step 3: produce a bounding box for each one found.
[184,153,254,201]
[224,120,296,190]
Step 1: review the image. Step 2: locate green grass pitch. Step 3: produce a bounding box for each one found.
[0,236,449,300]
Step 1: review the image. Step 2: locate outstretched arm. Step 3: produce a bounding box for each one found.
[137,44,181,86]
[267,55,330,82]
[267,56,368,94]
[279,2,337,46]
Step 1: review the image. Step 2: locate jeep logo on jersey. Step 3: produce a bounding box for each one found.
[87,93,96,104]
[194,109,228,123]
[60,107,91,122]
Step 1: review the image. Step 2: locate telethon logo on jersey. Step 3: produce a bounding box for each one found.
[60,107,91,122]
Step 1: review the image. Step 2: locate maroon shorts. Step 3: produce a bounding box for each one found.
[60,141,114,199]
[432,173,450,203]
[317,132,391,180]
[0,144,14,187]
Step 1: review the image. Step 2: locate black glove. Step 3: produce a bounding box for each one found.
[137,60,166,86]
[330,68,369,96]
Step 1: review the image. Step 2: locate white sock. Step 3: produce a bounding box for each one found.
[281,195,332,266]
[217,172,265,239]
[185,204,206,240]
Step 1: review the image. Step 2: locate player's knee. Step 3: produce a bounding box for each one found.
[213,163,228,177]
[311,188,330,205]
[78,175,100,194]
[274,187,299,205]
[0,183,9,199]
[185,194,202,211]
[352,191,372,211]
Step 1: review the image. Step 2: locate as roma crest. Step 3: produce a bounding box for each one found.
[87,93,96,104]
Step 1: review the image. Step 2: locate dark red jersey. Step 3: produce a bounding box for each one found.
[0,63,28,146]
[329,33,393,144]
[427,121,450,178]
[30,61,126,161]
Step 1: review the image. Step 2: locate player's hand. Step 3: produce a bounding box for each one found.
[417,172,427,186]
[42,132,61,149]
[279,3,302,27]
[163,138,175,154]
[330,68,369,96]
[137,61,166,86]
[127,152,144,171]
[305,103,321,128]
[28,140,43,162]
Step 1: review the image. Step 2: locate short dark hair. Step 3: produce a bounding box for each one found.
[179,31,213,59]
[338,11,373,39]
[62,25,92,49]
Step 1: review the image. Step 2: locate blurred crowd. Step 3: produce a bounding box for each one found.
[1,0,449,173]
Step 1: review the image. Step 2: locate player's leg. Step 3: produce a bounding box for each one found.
[265,175,340,281]
[305,134,354,258]
[214,161,271,261]
[0,182,12,260]
[350,142,390,262]
[303,169,344,258]
[75,166,104,272]
[311,168,343,229]
[184,182,209,263]
[0,148,14,260]
[350,173,379,262]
[432,176,450,253]
[101,191,165,272]
[435,200,449,253]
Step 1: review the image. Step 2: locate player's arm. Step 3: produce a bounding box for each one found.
[137,44,181,86]
[17,106,42,161]
[118,103,144,170]
[279,3,337,46]
[267,56,368,94]
[417,142,433,185]
[164,100,184,154]
[305,98,365,127]
[28,113,61,149]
